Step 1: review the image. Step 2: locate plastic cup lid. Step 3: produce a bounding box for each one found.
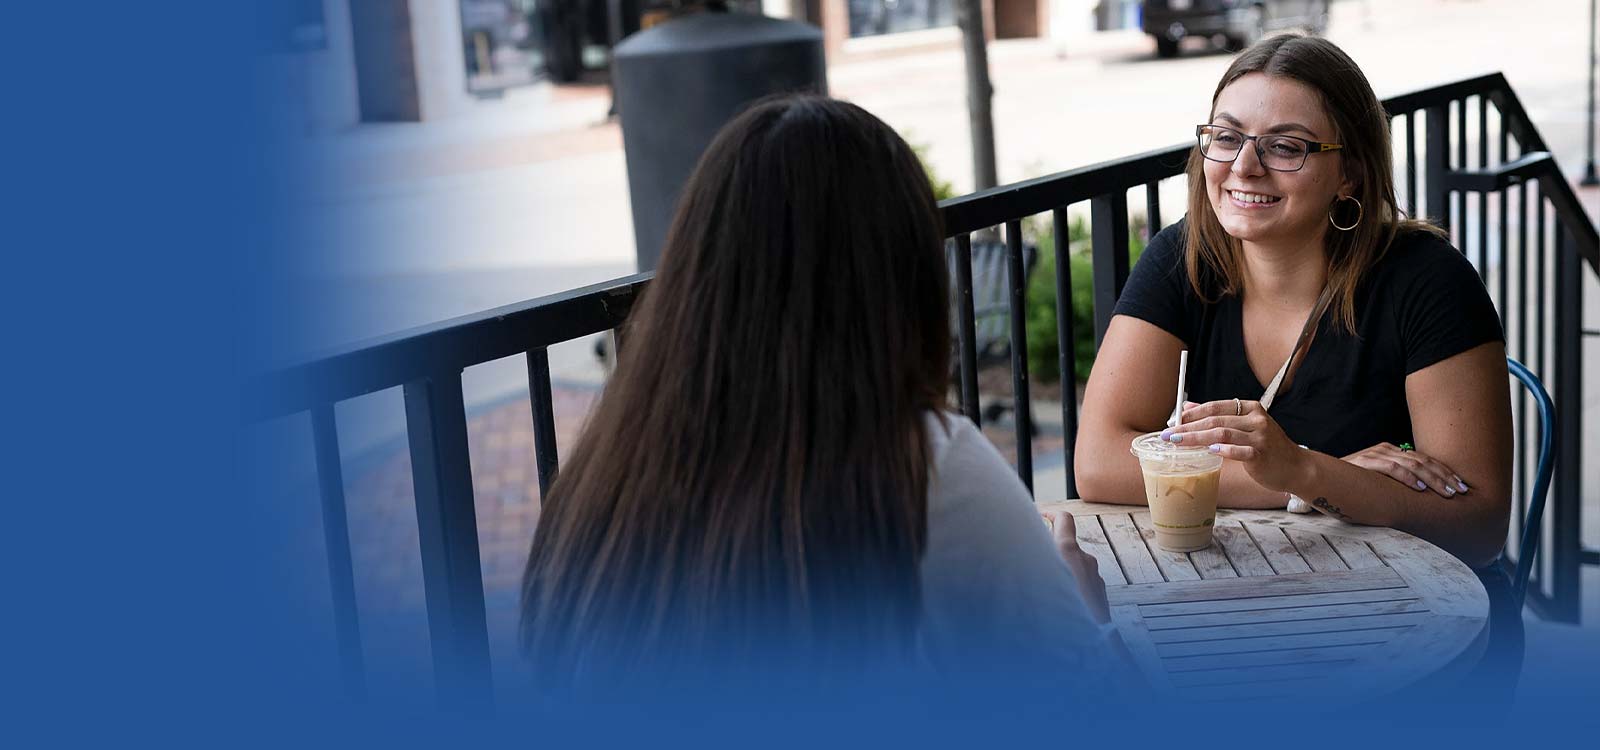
[1130,431,1213,459]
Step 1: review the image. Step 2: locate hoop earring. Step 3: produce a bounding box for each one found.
[1330,196,1362,231]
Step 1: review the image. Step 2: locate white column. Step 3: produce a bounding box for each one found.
[315,0,361,129]
[1049,0,1098,44]
[408,0,474,120]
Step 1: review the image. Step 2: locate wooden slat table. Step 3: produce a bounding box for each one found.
[1042,501,1490,698]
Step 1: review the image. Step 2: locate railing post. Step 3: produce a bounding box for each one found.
[1424,104,1451,233]
[953,235,982,425]
[403,371,494,710]
[1090,192,1130,350]
[311,405,366,700]
[1005,220,1033,493]
[1548,223,1583,622]
[526,348,560,497]
[1053,207,1079,500]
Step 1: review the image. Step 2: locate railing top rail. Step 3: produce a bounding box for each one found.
[938,145,1191,236]
[245,272,652,420]
[1378,72,1508,117]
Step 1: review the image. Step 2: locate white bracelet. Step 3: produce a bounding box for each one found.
[1287,445,1314,513]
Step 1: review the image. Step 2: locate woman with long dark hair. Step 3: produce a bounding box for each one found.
[520,95,1119,703]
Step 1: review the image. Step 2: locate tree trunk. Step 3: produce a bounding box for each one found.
[955,0,998,192]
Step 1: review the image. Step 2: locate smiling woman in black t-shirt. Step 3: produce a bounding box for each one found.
[1075,35,1513,574]
[1115,220,1504,461]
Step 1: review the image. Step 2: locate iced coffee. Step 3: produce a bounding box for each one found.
[1130,432,1224,552]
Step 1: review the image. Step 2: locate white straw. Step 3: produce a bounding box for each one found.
[1173,350,1189,426]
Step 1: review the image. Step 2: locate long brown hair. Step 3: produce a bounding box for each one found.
[519,96,951,690]
[1184,34,1445,332]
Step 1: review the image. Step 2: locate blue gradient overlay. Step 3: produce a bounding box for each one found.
[9,2,1594,744]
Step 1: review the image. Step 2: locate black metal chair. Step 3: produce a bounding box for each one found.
[1496,356,1556,608]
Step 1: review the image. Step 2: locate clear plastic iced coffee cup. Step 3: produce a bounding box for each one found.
[1130,432,1224,552]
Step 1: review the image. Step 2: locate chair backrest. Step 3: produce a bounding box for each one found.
[945,239,1039,362]
[1504,357,1556,608]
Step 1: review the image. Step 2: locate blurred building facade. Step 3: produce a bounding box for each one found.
[258,0,1129,130]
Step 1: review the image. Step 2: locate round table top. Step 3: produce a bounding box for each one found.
[1041,500,1491,699]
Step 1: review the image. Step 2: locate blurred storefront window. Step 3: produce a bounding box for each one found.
[460,0,543,93]
[847,0,955,38]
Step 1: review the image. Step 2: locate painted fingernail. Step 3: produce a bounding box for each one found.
[1208,444,1221,454]
[1458,481,1470,492]
[1443,486,1456,496]
[1415,480,1427,490]
[1160,429,1174,441]
[1169,433,1183,443]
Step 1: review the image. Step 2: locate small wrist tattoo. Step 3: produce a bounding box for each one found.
[1311,497,1350,520]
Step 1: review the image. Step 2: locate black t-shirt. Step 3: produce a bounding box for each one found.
[1112,220,1504,458]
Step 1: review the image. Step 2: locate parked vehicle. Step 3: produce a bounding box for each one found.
[1140,0,1329,58]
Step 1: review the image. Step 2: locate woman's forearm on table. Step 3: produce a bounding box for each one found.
[1288,451,1507,567]
[1073,430,1146,503]
[1217,461,1292,509]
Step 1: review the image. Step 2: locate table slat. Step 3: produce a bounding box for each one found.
[1286,529,1351,572]
[1244,523,1313,574]
[1077,513,1127,585]
[1370,537,1486,616]
[1109,566,1405,606]
[1144,598,1429,630]
[1326,535,1386,569]
[1147,611,1431,644]
[1187,540,1238,579]
[1155,626,1415,658]
[1162,643,1382,671]
[1110,603,1174,691]
[1100,512,1165,584]
[1137,586,1418,618]
[1212,522,1276,577]
[1132,512,1201,582]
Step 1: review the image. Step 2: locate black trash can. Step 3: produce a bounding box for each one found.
[613,12,826,272]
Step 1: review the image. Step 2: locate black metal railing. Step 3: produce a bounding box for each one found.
[246,73,1599,706]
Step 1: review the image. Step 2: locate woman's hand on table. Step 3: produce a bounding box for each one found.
[1162,399,1311,494]
[1342,442,1469,498]
[1041,511,1111,625]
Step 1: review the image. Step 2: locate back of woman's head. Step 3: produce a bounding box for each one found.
[520,95,950,694]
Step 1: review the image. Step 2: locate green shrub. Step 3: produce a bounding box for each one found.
[910,140,958,202]
[1024,216,1149,386]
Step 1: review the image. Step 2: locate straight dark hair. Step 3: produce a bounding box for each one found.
[1184,34,1446,333]
[519,95,951,691]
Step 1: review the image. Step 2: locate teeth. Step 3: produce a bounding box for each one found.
[1230,190,1280,204]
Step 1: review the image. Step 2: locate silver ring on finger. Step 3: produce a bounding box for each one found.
[1234,397,1243,416]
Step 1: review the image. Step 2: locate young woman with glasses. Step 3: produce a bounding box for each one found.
[1075,35,1518,677]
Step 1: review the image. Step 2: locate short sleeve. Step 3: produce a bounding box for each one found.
[1393,234,1505,374]
[1113,222,1195,345]
[918,415,1130,694]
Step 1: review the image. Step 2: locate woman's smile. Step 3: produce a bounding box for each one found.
[1225,189,1283,209]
